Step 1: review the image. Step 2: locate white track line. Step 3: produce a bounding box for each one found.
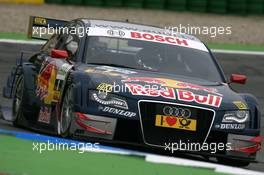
[146,154,264,175]
[212,49,264,56]
[0,39,44,45]
[83,145,264,175]
[0,39,264,56]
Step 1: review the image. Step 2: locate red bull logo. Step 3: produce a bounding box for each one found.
[125,82,223,108]
[124,77,220,95]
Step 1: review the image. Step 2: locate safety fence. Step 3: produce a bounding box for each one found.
[1,0,264,15]
[45,0,264,15]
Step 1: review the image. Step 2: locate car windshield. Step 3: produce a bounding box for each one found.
[86,36,223,83]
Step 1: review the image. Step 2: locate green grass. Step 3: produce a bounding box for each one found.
[0,135,227,175]
[0,32,263,52]
[0,32,28,40]
[208,43,264,52]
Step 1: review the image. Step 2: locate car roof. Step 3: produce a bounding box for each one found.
[79,19,201,42]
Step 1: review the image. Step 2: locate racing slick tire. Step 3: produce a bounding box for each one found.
[60,84,74,138]
[217,157,250,167]
[12,74,25,127]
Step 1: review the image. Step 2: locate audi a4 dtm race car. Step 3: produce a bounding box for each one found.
[3,16,261,166]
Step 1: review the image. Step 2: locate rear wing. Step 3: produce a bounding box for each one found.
[27,16,68,40]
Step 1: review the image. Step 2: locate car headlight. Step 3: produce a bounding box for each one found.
[222,111,250,123]
[89,90,128,110]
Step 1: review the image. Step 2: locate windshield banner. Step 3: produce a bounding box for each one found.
[87,27,208,52]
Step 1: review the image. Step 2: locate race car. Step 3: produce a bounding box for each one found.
[2,16,261,166]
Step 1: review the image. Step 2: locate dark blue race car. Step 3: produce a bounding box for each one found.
[3,16,262,166]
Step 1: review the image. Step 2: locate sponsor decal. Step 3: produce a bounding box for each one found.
[34,17,47,26]
[125,83,176,99]
[125,83,222,108]
[96,83,113,93]
[37,61,57,105]
[96,66,136,74]
[163,106,191,118]
[215,123,246,130]
[123,77,220,95]
[35,86,48,101]
[130,31,188,46]
[107,30,125,37]
[36,60,72,125]
[233,101,247,110]
[91,92,128,110]
[85,66,136,79]
[38,61,55,86]
[85,68,126,78]
[53,91,61,102]
[98,106,136,118]
[56,63,73,80]
[37,61,72,105]
[177,90,222,108]
[156,106,196,131]
[155,115,196,131]
[93,24,198,41]
[87,27,209,52]
[38,106,51,124]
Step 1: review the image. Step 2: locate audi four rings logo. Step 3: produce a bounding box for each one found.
[107,30,125,37]
[163,106,191,118]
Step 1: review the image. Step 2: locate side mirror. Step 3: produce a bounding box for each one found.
[51,49,68,59]
[230,74,247,84]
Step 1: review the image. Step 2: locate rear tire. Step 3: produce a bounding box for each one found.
[217,157,250,167]
[12,75,25,127]
[60,85,74,138]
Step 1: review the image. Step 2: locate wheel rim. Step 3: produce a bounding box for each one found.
[60,87,73,134]
[12,76,23,120]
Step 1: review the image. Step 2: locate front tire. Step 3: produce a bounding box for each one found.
[60,85,74,138]
[12,74,25,127]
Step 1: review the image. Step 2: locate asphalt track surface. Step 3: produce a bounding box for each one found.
[0,42,263,172]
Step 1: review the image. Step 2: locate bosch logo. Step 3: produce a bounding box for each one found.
[163,106,191,118]
[107,30,125,37]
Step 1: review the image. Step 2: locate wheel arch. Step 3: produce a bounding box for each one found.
[56,70,91,135]
[58,71,92,111]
